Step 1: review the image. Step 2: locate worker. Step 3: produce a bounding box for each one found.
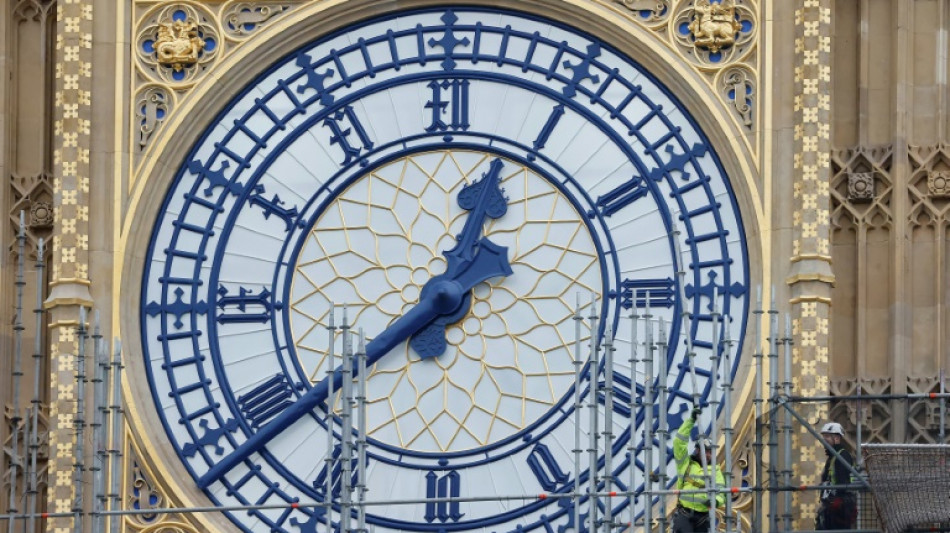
[816,422,857,530]
[672,406,726,533]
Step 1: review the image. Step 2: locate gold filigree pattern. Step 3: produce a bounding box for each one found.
[291,151,601,452]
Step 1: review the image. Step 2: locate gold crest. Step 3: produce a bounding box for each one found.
[688,0,742,54]
[155,19,206,72]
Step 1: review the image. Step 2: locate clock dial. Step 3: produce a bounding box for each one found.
[138,7,750,532]
[290,151,601,453]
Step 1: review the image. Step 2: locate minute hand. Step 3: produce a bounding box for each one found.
[195,237,512,489]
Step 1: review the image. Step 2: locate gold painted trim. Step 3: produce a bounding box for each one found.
[47,320,82,329]
[43,297,96,309]
[785,273,836,285]
[49,277,93,287]
[789,296,833,306]
[789,253,833,264]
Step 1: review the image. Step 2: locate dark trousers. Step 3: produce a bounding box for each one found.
[672,505,711,533]
[816,494,856,530]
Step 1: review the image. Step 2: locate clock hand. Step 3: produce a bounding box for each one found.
[442,158,508,272]
[196,236,512,489]
[410,158,509,358]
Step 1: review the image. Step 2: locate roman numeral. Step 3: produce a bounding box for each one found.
[216,285,283,324]
[593,176,648,217]
[237,373,297,429]
[425,79,470,138]
[616,278,675,309]
[425,470,464,523]
[323,106,374,167]
[527,443,570,491]
[529,104,565,161]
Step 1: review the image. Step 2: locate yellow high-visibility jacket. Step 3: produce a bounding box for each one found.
[673,417,726,512]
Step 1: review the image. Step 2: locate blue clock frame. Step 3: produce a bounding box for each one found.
[139,6,750,533]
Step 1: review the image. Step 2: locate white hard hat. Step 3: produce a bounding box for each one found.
[820,422,845,436]
[695,436,713,451]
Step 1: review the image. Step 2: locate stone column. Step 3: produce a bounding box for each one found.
[788,0,835,528]
[45,0,94,530]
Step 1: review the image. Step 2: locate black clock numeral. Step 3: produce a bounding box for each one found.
[425,470,464,523]
[215,284,282,324]
[237,373,297,429]
[593,175,648,217]
[425,79,470,137]
[323,105,374,167]
[616,277,675,309]
[526,443,569,491]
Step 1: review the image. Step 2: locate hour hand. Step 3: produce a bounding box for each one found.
[443,158,508,270]
[410,238,513,358]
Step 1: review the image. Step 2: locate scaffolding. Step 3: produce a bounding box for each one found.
[2,217,949,533]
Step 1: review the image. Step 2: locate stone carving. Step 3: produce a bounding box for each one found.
[718,66,755,128]
[671,0,756,67]
[29,201,54,228]
[612,0,670,25]
[830,145,893,229]
[135,4,219,86]
[223,3,288,39]
[908,144,950,227]
[847,171,875,201]
[125,438,202,533]
[135,86,171,150]
[155,19,206,72]
[927,170,950,197]
[689,0,742,53]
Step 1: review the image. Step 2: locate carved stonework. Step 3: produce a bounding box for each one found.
[125,435,202,533]
[718,65,755,128]
[831,145,894,230]
[12,0,55,22]
[612,0,671,26]
[155,19,206,72]
[135,86,172,150]
[927,170,950,197]
[672,0,755,68]
[688,0,742,53]
[847,171,875,202]
[829,377,894,447]
[222,2,288,40]
[830,377,950,446]
[9,173,55,251]
[135,4,219,86]
[908,144,950,227]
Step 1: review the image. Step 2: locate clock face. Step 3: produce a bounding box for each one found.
[139,7,750,533]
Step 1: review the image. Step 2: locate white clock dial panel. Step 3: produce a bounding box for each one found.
[138,7,750,532]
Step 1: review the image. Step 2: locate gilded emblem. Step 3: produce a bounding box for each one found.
[155,19,205,72]
[688,0,742,53]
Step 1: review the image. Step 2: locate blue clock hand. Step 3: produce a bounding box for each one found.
[410,158,509,358]
[443,158,508,272]
[196,237,512,489]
